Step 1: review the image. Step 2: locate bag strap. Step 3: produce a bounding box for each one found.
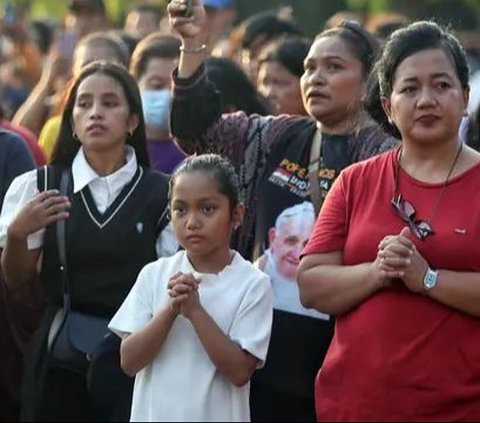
[36,165,49,193]
[56,170,71,312]
[308,129,324,216]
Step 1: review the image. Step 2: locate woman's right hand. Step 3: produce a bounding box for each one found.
[167,0,206,41]
[7,190,70,240]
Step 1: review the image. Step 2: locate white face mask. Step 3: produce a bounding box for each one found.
[141,89,171,132]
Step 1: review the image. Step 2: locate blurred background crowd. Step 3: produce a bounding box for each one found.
[0,0,477,169]
[0,0,478,140]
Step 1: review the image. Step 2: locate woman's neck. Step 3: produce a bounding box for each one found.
[400,139,463,183]
[319,110,365,135]
[83,146,126,176]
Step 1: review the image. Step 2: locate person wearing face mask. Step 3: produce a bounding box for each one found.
[142,88,171,134]
[130,33,186,174]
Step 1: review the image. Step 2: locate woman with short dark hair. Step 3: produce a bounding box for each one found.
[299,21,480,421]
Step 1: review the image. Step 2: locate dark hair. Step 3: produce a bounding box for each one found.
[365,21,470,137]
[324,11,364,30]
[377,21,469,97]
[29,20,56,55]
[258,36,312,78]
[68,0,106,15]
[51,61,149,168]
[315,20,380,78]
[130,33,181,79]
[365,12,410,40]
[108,29,139,57]
[205,57,271,115]
[169,154,241,212]
[240,10,302,50]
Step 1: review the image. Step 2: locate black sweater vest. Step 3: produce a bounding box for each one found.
[39,166,169,317]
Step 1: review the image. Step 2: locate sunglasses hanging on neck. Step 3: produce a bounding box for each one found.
[391,143,463,241]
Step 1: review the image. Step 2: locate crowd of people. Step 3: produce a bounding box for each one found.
[0,0,479,421]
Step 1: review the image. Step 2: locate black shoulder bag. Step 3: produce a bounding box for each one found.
[47,169,110,375]
[47,168,134,417]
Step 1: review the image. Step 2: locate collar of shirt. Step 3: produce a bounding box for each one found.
[71,145,138,214]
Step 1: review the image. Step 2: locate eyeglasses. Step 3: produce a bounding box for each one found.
[391,194,435,241]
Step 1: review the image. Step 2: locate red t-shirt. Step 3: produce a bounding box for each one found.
[303,149,480,421]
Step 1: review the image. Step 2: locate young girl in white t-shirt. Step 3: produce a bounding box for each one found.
[109,154,273,422]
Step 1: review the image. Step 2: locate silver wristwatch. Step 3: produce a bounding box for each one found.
[423,267,439,291]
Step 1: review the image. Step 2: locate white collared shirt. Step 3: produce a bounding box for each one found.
[0,146,177,256]
[72,145,138,214]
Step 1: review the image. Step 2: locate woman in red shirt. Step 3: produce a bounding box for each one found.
[298,21,480,421]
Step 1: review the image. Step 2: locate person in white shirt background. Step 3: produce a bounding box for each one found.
[0,61,175,421]
[109,154,273,422]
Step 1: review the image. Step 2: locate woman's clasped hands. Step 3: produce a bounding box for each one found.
[374,227,430,293]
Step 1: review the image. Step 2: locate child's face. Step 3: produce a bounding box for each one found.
[170,172,237,266]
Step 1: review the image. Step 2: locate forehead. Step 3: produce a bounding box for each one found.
[172,172,223,200]
[75,43,121,70]
[143,57,178,78]
[277,212,315,234]
[76,73,125,96]
[307,35,358,62]
[393,48,458,83]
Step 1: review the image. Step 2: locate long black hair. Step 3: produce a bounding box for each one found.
[205,57,271,115]
[51,61,149,168]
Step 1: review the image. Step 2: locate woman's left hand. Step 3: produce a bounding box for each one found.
[378,227,429,293]
[398,246,429,293]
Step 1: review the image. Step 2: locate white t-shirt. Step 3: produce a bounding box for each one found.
[109,250,273,422]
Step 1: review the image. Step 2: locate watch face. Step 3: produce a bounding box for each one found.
[424,270,438,290]
[425,276,435,288]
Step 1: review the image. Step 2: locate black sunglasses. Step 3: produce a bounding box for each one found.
[391,194,435,241]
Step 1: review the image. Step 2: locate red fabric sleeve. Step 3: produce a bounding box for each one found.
[302,171,349,256]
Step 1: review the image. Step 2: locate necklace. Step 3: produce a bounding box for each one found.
[391,142,463,240]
